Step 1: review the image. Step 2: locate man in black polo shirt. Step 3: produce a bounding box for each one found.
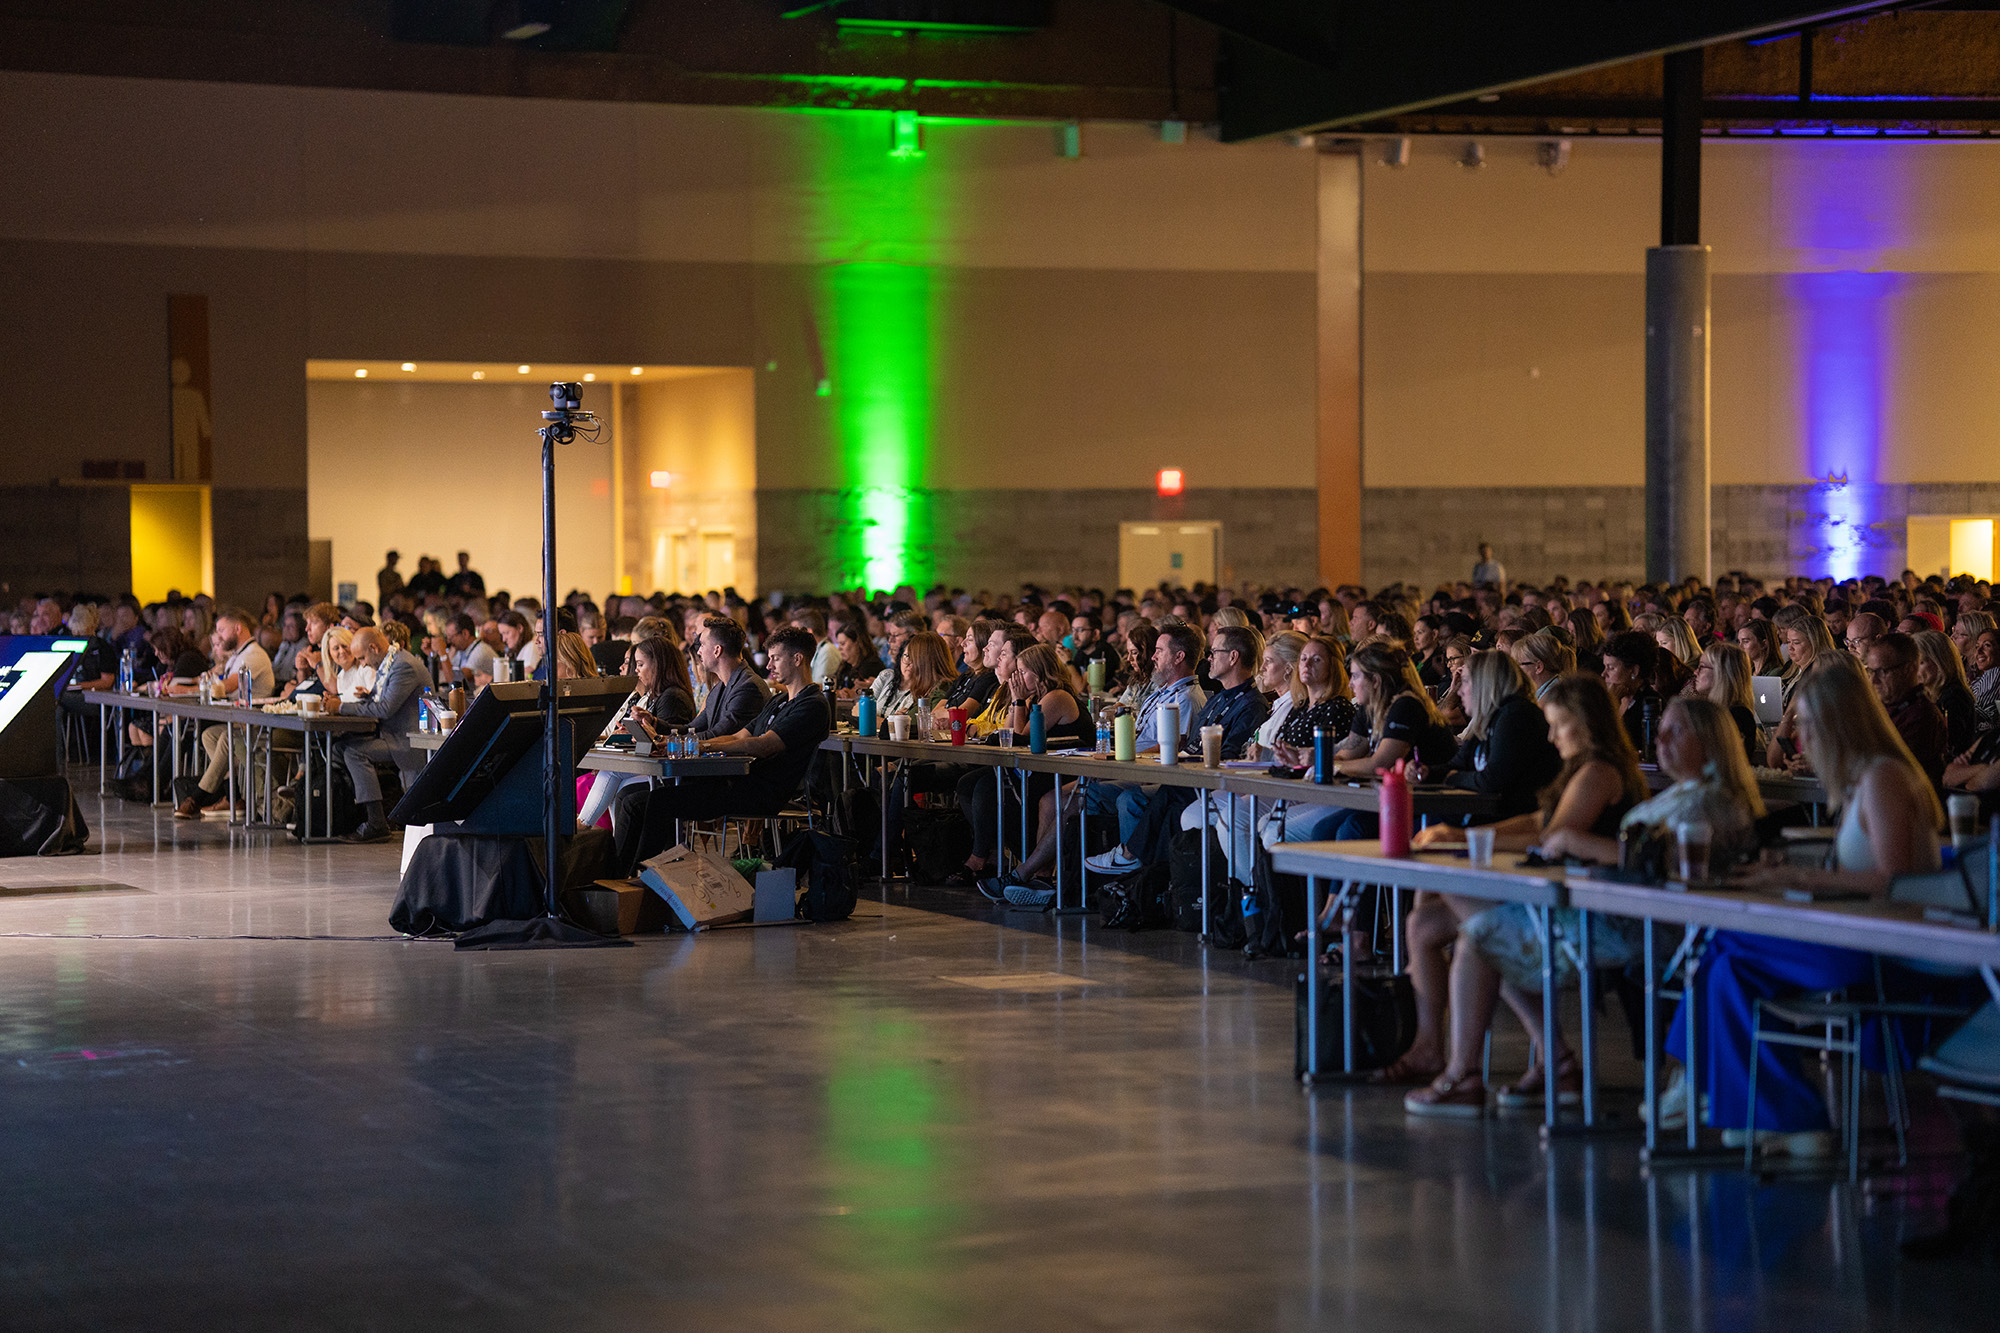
[613,625,830,874]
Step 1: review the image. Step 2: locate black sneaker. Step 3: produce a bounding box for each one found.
[975,876,1011,904]
[338,822,394,845]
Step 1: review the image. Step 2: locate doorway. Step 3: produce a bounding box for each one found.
[1907,515,1998,581]
[1119,521,1221,592]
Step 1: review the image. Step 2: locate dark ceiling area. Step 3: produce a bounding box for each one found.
[4,1,2000,138]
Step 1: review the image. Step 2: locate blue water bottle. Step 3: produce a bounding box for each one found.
[1095,710,1113,755]
[1312,725,1334,784]
[856,693,877,738]
[1028,702,1047,754]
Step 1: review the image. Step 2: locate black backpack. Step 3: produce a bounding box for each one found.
[1243,841,1309,960]
[1098,861,1173,930]
[1295,968,1418,1076]
[906,802,973,883]
[1168,827,1244,948]
[776,829,860,922]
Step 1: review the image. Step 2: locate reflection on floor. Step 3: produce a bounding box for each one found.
[0,778,1987,1329]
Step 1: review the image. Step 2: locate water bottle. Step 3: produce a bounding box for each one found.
[1379,758,1413,857]
[1028,702,1046,754]
[118,648,133,694]
[1312,726,1334,784]
[1095,710,1113,756]
[1241,884,1261,934]
[1640,696,1660,763]
[856,693,877,739]
[240,670,251,706]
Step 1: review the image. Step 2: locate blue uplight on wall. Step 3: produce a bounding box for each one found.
[1777,143,1910,581]
[1791,271,1900,580]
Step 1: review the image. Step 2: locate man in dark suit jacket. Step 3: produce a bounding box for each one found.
[690,615,770,739]
[330,628,434,843]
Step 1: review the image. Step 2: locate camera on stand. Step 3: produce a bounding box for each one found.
[541,381,597,444]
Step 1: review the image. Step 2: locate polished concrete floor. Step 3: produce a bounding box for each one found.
[0,776,1990,1330]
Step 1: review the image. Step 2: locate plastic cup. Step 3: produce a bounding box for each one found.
[1200,724,1223,769]
[997,727,1015,749]
[1675,820,1712,883]
[1465,827,1495,868]
[1949,793,1979,848]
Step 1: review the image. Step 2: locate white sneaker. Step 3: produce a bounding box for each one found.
[1637,1069,1708,1130]
[1719,1128,1835,1159]
[1084,848,1142,875]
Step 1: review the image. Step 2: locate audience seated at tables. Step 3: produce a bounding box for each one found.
[577,635,696,830]
[687,616,770,740]
[325,627,435,844]
[1080,624,1269,881]
[1281,643,1456,847]
[1674,660,1941,1157]
[613,626,832,875]
[882,631,956,719]
[944,618,1003,712]
[1736,618,1791,692]
[964,643,1094,903]
[168,608,276,820]
[1399,674,1653,1113]
[1064,623,1205,870]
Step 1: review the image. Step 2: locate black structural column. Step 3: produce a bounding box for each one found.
[1645,46,1712,585]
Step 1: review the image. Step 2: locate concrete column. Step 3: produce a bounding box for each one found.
[1644,245,1711,585]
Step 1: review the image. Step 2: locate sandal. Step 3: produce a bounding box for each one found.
[1404,1073,1487,1118]
[1370,1054,1445,1087]
[1494,1054,1583,1109]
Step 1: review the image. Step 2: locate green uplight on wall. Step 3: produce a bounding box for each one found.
[807,110,942,592]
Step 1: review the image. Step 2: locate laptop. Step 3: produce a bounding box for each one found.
[1750,676,1786,725]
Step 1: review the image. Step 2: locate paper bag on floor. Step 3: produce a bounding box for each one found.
[637,844,754,930]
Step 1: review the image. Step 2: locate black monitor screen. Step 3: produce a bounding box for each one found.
[391,677,633,826]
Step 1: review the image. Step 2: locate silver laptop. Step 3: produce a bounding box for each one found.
[1751,676,1785,725]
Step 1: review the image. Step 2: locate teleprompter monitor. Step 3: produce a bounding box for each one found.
[390,676,634,834]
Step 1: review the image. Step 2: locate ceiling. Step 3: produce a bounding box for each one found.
[7,1,2000,139]
[305,360,723,384]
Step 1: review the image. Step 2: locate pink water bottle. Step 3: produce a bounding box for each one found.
[1378,759,1413,858]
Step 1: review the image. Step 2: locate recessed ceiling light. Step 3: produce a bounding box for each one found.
[500,21,550,39]
[649,471,672,489]
[583,373,596,382]
[517,364,531,374]
[472,371,486,380]
[630,366,643,376]
[400,362,415,372]
[354,368,367,378]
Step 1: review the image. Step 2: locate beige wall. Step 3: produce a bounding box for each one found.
[1364,136,2000,491]
[306,380,615,603]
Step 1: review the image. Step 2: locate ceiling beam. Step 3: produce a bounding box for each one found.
[1168,0,1915,139]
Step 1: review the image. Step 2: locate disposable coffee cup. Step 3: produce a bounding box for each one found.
[1200,725,1223,769]
[1465,827,1495,868]
[299,695,320,717]
[1675,820,1712,883]
[888,713,912,742]
[1949,793,1980,848]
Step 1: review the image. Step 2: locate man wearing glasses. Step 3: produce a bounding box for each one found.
[1865,632,1947,791]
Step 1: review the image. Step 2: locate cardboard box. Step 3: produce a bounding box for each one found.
[570,878,649,936]
[637,844,755,930]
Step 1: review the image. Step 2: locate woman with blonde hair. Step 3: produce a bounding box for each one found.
[1674,658,1941,1157]
[1766,606,1837,765]
[1511,629,1574,700]
[1911,628,1977,757]
[552,630,599,680]
[1655,616,1703,668]
[1692,640,1760,765]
